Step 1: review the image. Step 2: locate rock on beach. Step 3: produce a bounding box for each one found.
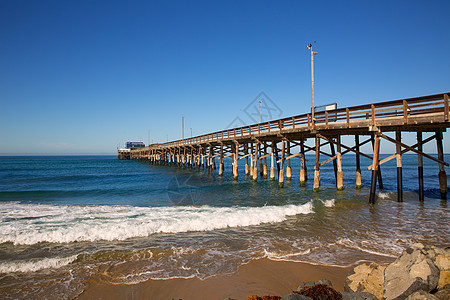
[344,243,449,300]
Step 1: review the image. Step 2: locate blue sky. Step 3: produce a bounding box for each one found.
[0,0,449,155]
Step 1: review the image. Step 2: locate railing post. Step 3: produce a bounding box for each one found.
[444,93,449,121]
[292,116,295,129]
[346,108,350,128]
[403,99,408,124]
[307,114,311,129]
[371,104,375,126]
[325,111,329,129]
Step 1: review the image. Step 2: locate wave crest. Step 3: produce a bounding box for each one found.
[0,202,314,245]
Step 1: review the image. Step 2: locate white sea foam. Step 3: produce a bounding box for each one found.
[0,202,314,245]
[336,238,397,258]
[377,192,391,199]
[322,199,335,207]
[0,255,78,273]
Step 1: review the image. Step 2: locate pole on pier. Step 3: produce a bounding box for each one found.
[263,145,268,179]
[197,148,200,169]
[245,144,250,176]
[202,148,205,170]
[274,142,280,174]
[233,143,239,180]
[219,144,224,176]
[259,143,263,177]
[279,140,286,187]
[308,43,318,130]
[313,135,320,192]
[369,134,381,204]
[436,131,447,200]
[371,133,383,189]
[355,135,362,189]
[300,138,307,186]
[337,135,344,190]
[270,143,276,181]
[330,139,338,186]
[250,144,254,180]
[417,132,424,201]
[396,131,403,202]
[286,141,292,180]
[209,145,214,172]
[253,142,259,182]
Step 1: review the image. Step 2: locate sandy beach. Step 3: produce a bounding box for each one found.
[77,258,354,300]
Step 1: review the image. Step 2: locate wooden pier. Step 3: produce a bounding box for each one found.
[119,93,450,203]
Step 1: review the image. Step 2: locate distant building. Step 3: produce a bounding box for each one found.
[125,141,145,150]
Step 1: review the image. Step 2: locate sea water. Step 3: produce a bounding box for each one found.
[0,155,448,299]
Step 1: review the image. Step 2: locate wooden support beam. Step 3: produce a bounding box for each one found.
[274,141,280,174]
[396,131,403,202]
[369,134,381,204]
[259,144,264,177]
[245,144,249,176]
[286,141,292,180]
[337,135,343,190]
[436,131,447,200]
[315,155,337,169]
[250,144,254,180]
[314,135,320,192]
[319,134,372,160]
[270,152,275,181]
[378,132,449,167]
[341,137,371,155]
[278,152,302,163]
[300,138,307,186]
[253,141,259,181]
[279,140,285,187]
[417,132,424,201]
[263,145,268,179]
[367,134,437,170]
[371,134,384,189]
[330,138,338,186]
[355,135,362,189]
[233,142,239,180]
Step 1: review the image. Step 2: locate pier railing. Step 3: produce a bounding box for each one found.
[147,93,448,149]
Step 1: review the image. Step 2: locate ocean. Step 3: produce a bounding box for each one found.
[0,154,448,299]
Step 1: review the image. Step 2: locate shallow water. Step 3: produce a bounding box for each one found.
[0,155,448,299]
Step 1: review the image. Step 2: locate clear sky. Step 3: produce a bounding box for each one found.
[1,0,449,155]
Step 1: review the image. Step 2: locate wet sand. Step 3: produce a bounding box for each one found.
[77,258,353,300]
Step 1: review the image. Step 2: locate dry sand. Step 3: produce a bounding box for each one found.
[77,258,353,300]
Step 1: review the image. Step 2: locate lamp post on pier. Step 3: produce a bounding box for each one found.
[307,43,318,129]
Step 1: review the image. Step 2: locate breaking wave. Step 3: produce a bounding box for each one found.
[0,202,314,245]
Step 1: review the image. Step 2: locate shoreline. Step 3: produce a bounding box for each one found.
[76,258,354,300]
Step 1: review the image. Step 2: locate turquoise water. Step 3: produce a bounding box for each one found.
[0,154,448,299]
